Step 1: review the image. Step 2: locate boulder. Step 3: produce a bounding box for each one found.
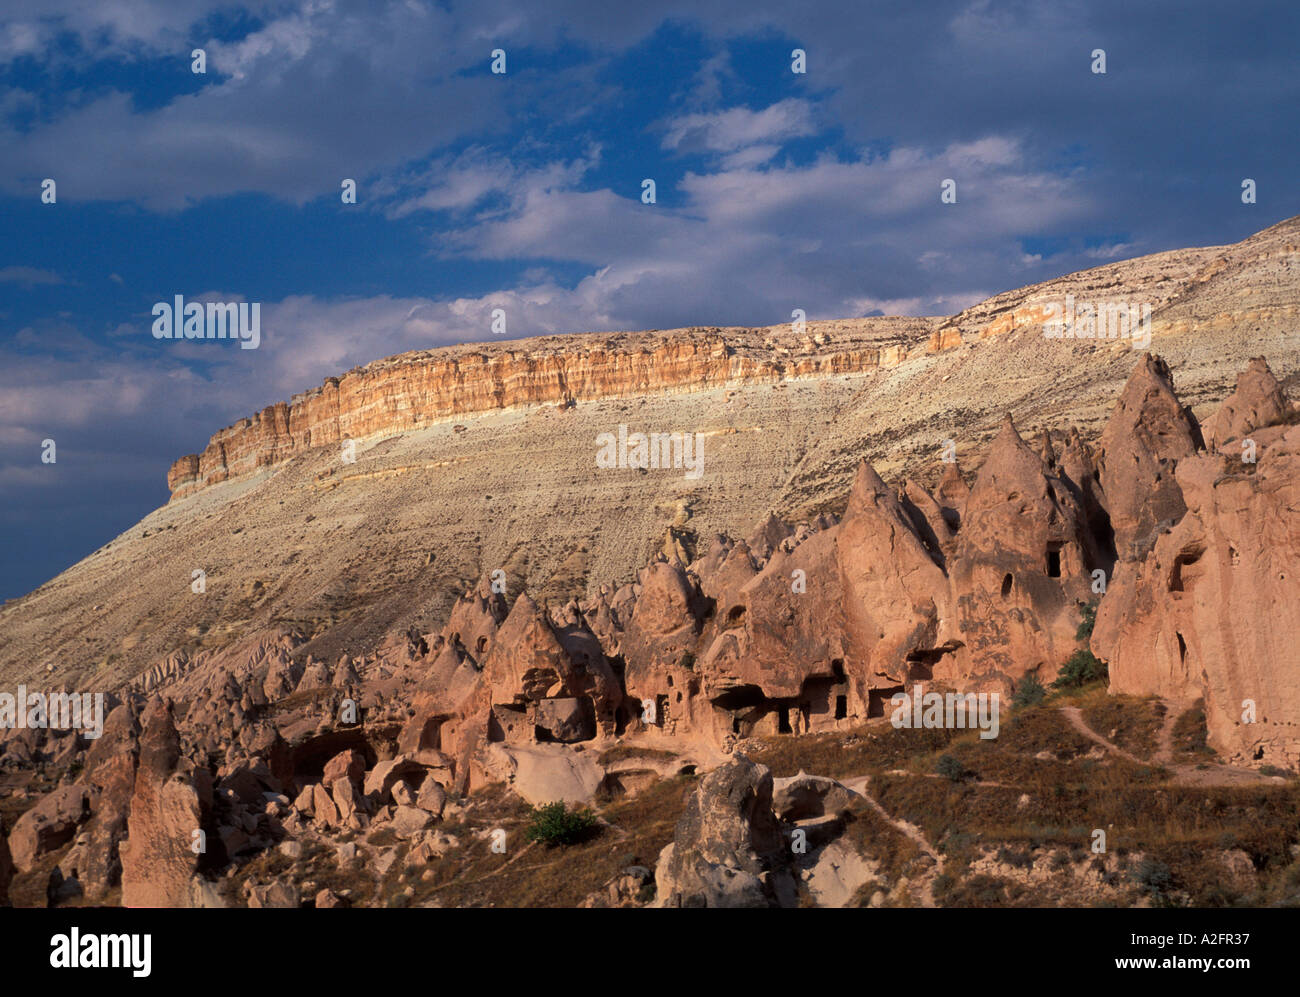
[10,786,90,873]
[416,779,447,818]
[654,756,791,908]
[321,749,365,791]
[391,806,434,839]
[771,773,856,822]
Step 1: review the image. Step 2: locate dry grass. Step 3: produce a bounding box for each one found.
[1079,690,1165,760]
[596,745,680,765]
[745,721,959,779]
[1171,699,1216,763]
[863,703,1300,907]
[401,775,694,907]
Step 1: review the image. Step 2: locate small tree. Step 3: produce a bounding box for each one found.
[1013,673,1046,709]
[524,801,599,847]
[1053,649,1108,689]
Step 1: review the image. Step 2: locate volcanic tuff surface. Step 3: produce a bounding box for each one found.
[3,215,1299,693]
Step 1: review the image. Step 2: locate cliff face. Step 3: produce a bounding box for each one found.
[168,216,1300,502]
[166,330,917,500]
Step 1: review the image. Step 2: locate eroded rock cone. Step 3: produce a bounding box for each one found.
[620,562,707,715]
[480,592,582,705]
[66,704,139,901]
[934,461,970,530]
[654,756,791,908]
[1096,354,1203,560]
[1093,417,1300,769]
[836,461,951,689]
[710,525,847,719]
[120,698,217,907]
[1203,356,1289,452]
[445,575,508,664]
[944,415,1099,684]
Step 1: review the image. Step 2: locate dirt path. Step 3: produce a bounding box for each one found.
[1060,703,1283,788]
[1060,705,1147,765]
[1154,699,1179,765]
[841,774,945,907]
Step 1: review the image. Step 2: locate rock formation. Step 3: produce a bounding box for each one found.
[120,699,217,907]
[654,756,792,908]
[1093,357,1300,767]
[1095,354,1203,561]
[2,216,1299,908]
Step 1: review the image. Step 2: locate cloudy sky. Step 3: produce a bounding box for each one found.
[1,0,1297,599]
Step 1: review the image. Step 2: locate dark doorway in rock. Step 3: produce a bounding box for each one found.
[655,694,669,727]
[835,695,847,720]
[1046,544,1062,578]
[777,706,792,734]
[1001,573,1013,598]
[1176,632,1187,662]
[868,686,905,718]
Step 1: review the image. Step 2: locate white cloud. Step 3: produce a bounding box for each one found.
[660,98,817,155]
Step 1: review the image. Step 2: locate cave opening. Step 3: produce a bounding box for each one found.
[1046,544,1062,578]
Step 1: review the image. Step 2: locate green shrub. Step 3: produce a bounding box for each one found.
[1075,601,1098,642]
[1012,673,1046,709]
[1130,858,1174,898]
[935,754,968,782]
[1053,650,1108,689]
[523,801,600,847]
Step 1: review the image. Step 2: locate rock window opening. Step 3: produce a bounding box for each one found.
[1001,573,1013,599]
[835,695,847,720]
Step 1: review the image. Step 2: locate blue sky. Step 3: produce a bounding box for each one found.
[2,0,1298,600]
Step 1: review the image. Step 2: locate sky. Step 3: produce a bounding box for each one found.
[1,0,1298,600]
